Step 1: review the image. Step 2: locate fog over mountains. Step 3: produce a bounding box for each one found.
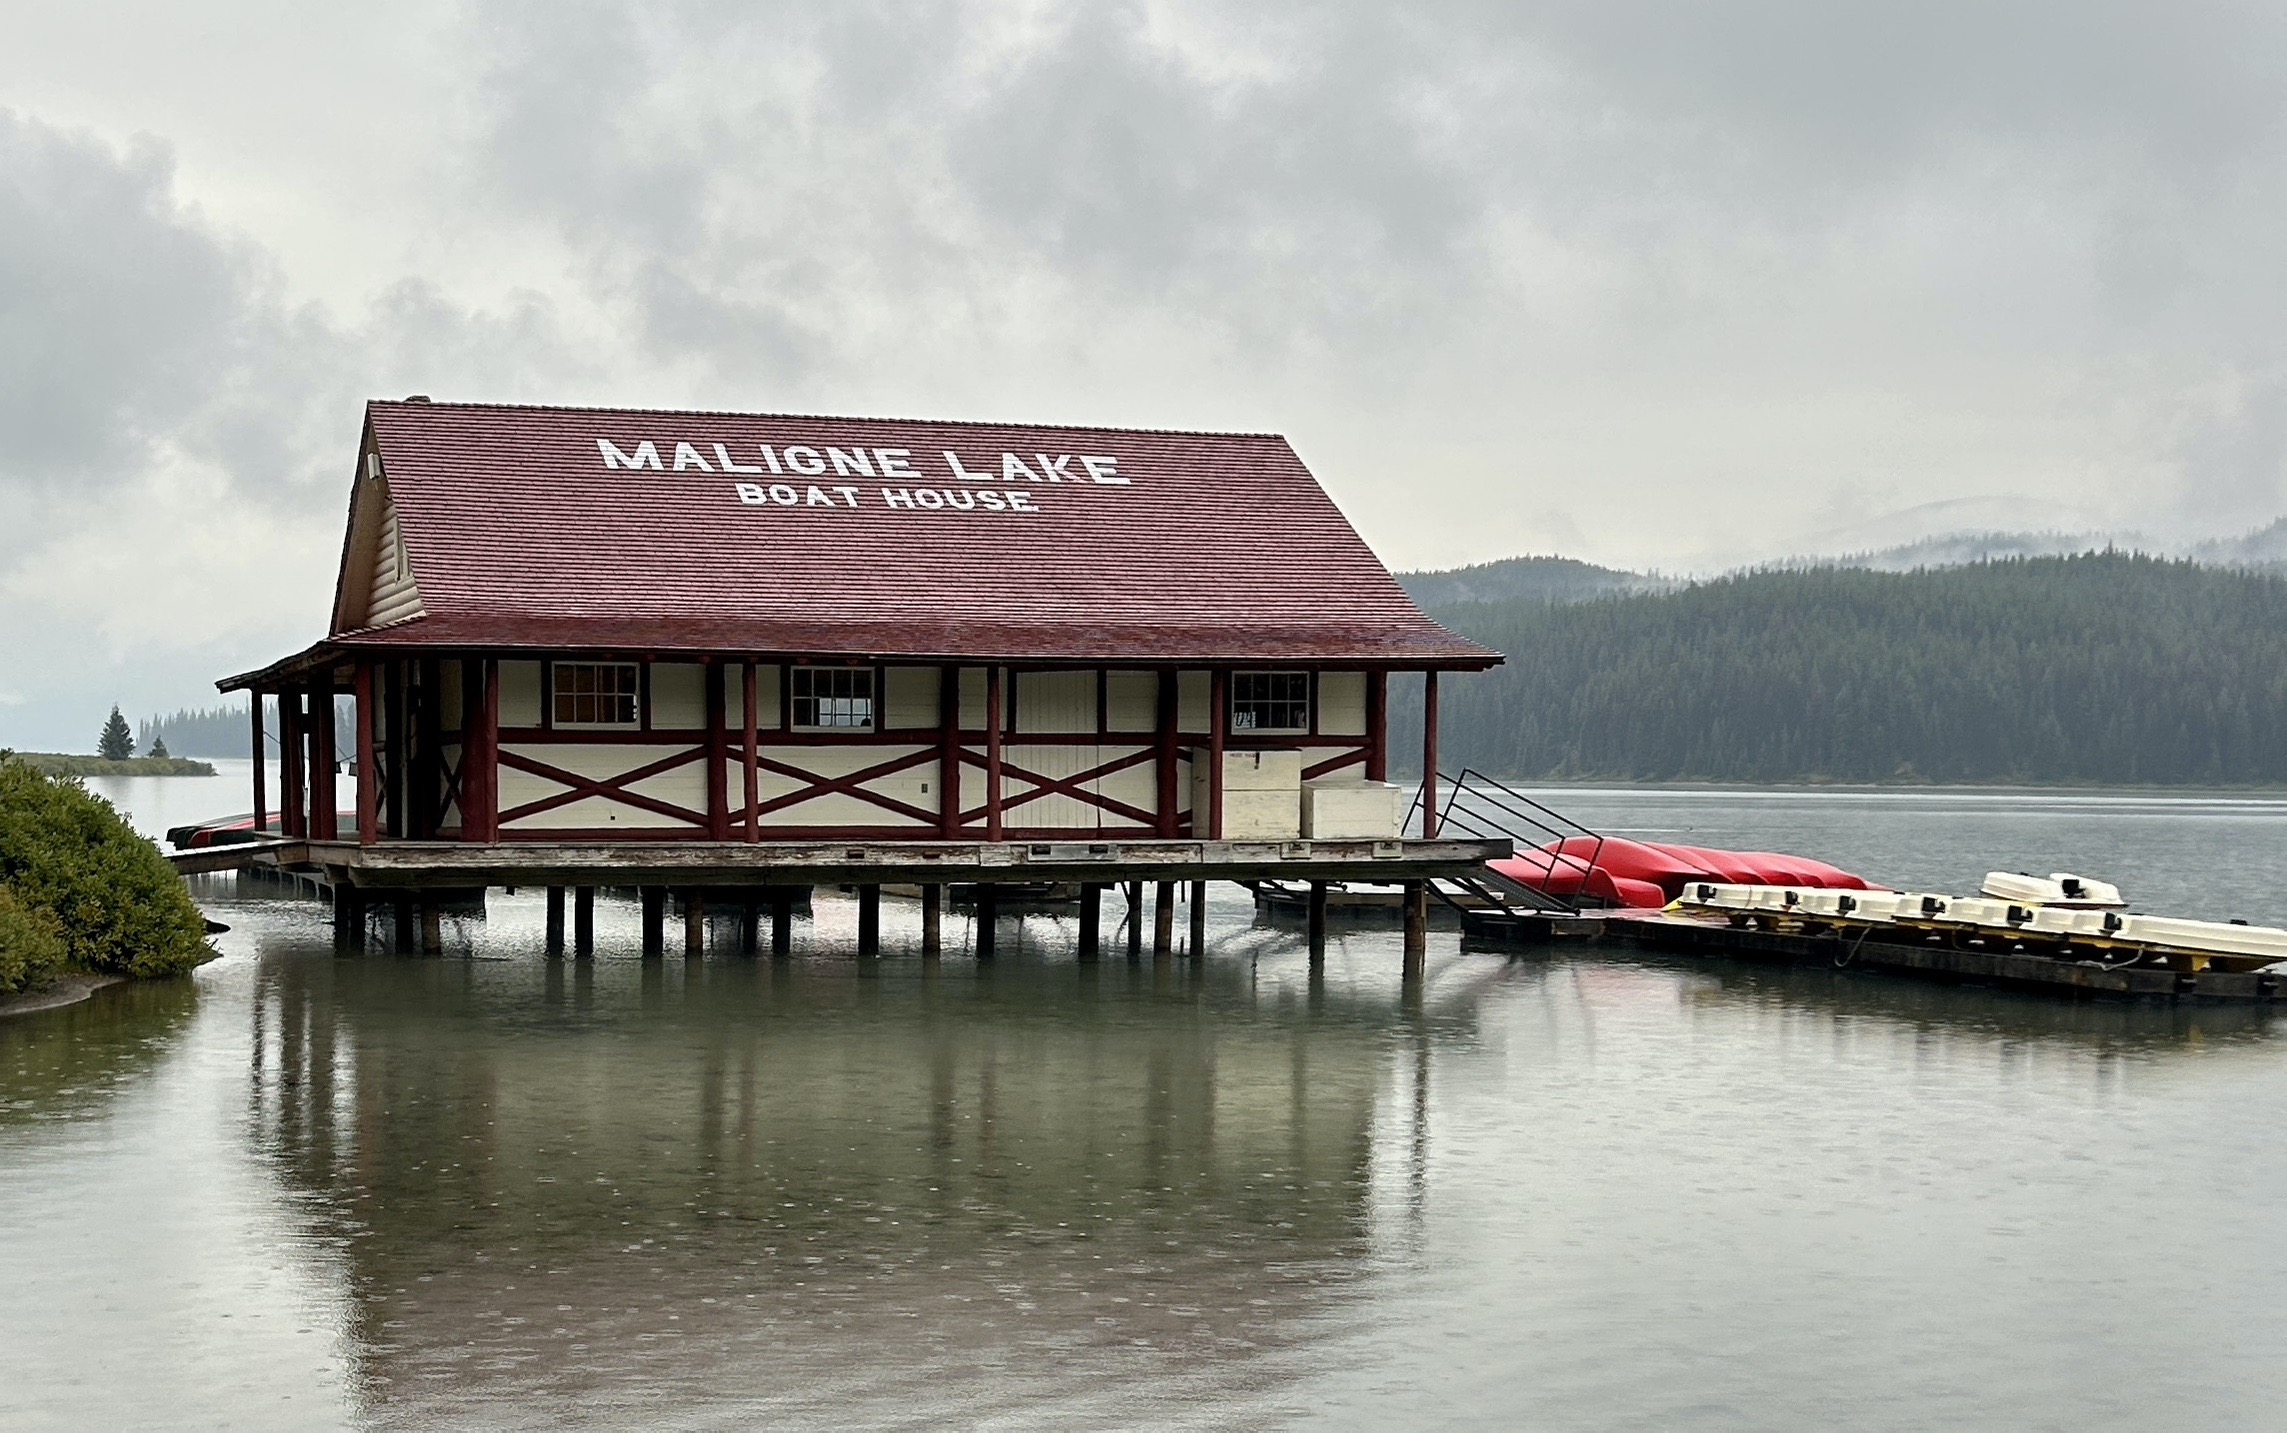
[1399,515,2287,606]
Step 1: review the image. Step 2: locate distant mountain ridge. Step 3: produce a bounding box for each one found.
[1399,514,2287,599]
[1396,555,1672,607]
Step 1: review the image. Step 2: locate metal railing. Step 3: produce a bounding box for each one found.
[1405,769,1610,916]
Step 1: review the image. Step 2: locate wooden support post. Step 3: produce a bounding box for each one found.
[474,658,501,842]
[1308,880,1328,967]
[332,884,362,946]
[743,660,761,843]
[545,887,565,956]
[421,900,443,955]
[392,895,414,953]
[1153,880,1175,959]
[574,887,594,958]
[1366,670,1389,782]
[684,890,706,958]
[309,677,337,842]
[413,658,441,837]
[740,898,759,955]
[938,663,961,838]
[354,664,378,846]
[1154,668,1179,836]
[1125,880,1144,962]
[921,884,942,956]
[1078,883,1102,961]
[705,662,729,842]
[985,666,1004,842]
[771,889,794,959]
[974,884,997,959]
[1208,670,1227,839]
[641,887,665,959]
[280,692,305,839]
[384,662,408,839]
[1189,880,1207,960]
[250,692,269,836]
[1403,881,1427,979]
[1421,670,1440,840]
[857,884,880,956]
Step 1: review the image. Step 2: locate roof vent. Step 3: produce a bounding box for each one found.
[404,394,431,403]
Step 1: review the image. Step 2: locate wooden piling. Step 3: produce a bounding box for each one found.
[393,895,414,953]
[740,898,759,956]
[771,888,794,959]
[420,900,443,955]
[858,883,880,956]
[641,887,665,959]
[332,884,363,947]
[1308,880,1328,966]
[921,884,942,957]
[1078,882,1101,961]
[545,886,565,957]
[1403,881,1427,979]
[683,889,706,958]
[1125,880,1144,962]
[573,887,594,958]
[1189,880,1207,961]
[1153,880,1175,959]
[975,884,997,959]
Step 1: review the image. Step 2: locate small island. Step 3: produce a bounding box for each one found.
[14,704,221,779]
[12,753,219,778]
[0,752,217,1012]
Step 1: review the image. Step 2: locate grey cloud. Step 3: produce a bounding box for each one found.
[0,110,260,489]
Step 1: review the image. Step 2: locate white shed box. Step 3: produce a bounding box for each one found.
[1195,749,1303,839]
[1301,779,1406,840]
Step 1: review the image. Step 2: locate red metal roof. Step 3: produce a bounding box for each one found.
[234,400,1498,683]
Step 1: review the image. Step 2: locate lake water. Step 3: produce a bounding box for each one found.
[6,784,2287,1429]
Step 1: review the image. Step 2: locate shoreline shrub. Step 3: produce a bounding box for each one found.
[0,887,66,995]
[0,755,213,981]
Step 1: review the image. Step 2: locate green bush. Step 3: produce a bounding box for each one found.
[0,756,213,980]
[0,886,66,995]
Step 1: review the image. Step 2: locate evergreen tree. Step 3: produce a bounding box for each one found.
[148,734,170,759]
[97,706,134,761]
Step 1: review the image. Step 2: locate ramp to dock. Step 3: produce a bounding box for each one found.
[1408,770,1608,939]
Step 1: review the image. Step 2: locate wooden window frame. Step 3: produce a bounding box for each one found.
[1229,670,1311,735]
[550,660,641,730]
[792,664,877,733]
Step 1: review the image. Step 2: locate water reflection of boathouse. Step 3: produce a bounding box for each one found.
[243,945,1456,1412]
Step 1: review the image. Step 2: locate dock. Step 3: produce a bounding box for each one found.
[1608,912,2287,1004]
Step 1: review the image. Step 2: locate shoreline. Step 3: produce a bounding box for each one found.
[0,971,129,1020]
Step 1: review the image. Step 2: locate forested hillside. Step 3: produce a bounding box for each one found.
[1396,554,1667,607]
[1401,553,2287,785]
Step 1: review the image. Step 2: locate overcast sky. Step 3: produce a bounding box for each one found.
[5,1,2287,748]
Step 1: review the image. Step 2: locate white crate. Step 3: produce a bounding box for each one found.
[1219,749,1304,791]
[1221,790,1302,840]
[1301,780,1405,839]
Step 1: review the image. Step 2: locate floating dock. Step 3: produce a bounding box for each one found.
[1605,912,2287,1004]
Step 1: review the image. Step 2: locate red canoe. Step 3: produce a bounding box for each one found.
[1494,835,1880,910]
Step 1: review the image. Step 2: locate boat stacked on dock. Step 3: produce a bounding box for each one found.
[1672,872,2287,973]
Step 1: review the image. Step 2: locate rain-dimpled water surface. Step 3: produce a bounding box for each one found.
[7,782,2287,1430]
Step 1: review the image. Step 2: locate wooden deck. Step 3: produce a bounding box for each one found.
[1612,911,2287,1004]
[175,836,1512,890]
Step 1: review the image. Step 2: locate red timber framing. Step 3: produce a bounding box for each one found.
[237,656,1449,846]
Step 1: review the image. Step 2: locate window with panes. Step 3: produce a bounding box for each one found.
[1230,671,1310,733]
[792,667,875,730]
[552,662,640,727]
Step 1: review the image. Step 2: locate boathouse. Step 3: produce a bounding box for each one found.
[217,399,1505,958]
